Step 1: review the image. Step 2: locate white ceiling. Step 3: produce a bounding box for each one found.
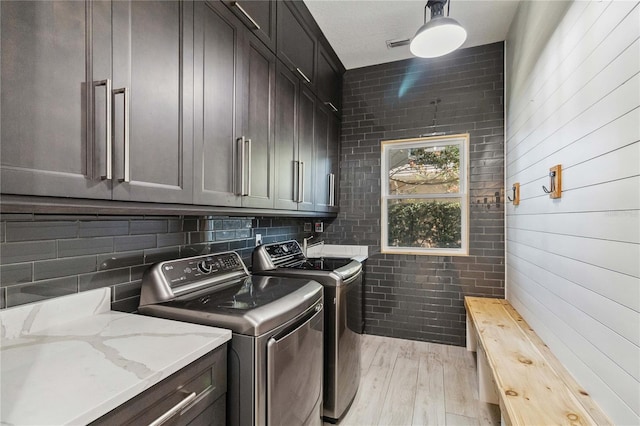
[303,0,521,70]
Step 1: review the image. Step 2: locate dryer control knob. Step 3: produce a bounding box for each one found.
[197,260,213,274]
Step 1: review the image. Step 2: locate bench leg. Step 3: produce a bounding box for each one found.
[477,344,500,405]
[466,312,477,352]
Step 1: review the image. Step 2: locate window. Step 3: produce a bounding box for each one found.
[381,134,469,256]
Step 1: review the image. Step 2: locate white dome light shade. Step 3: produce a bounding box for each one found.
[409,17,467,58]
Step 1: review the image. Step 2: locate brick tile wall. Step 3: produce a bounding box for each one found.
[323,42,506,346]
[0,215,311,311]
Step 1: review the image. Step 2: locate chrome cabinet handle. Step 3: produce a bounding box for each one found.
[113,87,130,183]
[295,67,311,84]
[245,138,252,196]
[94,79,112,180]
[328,173,335,207]
[298,161,305,202]
[237,137,246,196]
[325,102,338,113]
[236,137,251,196]
[231,1,261,30]
[148,391,197,426]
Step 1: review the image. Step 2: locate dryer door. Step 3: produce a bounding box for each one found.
[267,302,323,426]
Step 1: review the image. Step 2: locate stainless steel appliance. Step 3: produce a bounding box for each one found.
[138,251,324,426]
[252,241,362,423]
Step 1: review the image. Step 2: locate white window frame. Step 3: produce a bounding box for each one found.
[381,133,469,256]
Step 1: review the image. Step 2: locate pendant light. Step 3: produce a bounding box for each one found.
[410,0,467,58]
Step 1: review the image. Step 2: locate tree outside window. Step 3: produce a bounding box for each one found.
[381,134,469,256]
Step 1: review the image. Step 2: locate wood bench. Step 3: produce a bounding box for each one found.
[464,296,612,425]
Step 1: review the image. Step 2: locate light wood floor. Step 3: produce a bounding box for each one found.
[334,334,501,426]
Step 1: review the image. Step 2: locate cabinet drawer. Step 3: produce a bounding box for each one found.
[91,345,227,426]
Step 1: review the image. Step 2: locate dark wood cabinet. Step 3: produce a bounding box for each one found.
[274,62,300,210]
[223,0,276,52]
[1,0,194,204]
[1,1,111,199]
[241,33,277,209]
[314,103,340,213]
[1,0,341,215]
[91,345,226,426]
[193,0,243,207]
[193,1,275,209]
[274,63,321,212]
[276,1,316,89]
[297,87,316,211]
[110,0,194,204]
[316,42,343,115]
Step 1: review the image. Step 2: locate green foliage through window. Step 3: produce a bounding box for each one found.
[382,134,469,255]
[388,200,462,248]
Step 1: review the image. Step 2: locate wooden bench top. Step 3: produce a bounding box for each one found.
[464,296,612,426]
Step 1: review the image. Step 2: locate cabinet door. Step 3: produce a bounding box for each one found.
[314,104,330,212]
[297,87,316,212]
[111,1,193,204]
[276,1,316,89]
[1,1,111,199]
[223,0,276,52]
[241,34,276,209]
[313,103,339,213]
[316,43,342,115]
[327,111,340,213]
[193,0,243,207]
[274,62,299,210]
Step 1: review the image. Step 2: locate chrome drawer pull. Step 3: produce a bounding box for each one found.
[148,391,196,426]
[325,102,338,113]
[231,2,261,30]
[296,67,311,84]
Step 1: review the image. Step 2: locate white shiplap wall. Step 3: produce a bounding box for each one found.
[505,1,640,424]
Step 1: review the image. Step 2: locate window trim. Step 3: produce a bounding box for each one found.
[381,133,470,256]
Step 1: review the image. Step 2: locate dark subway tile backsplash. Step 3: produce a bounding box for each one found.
[5,221,78,242]
[322,42,506,346]
[1,241,57,264]
[0,215,311,310]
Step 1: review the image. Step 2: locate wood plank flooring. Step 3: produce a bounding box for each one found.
[334,334,501,426]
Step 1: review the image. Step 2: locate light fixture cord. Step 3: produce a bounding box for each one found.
[447,0,450,16]
[423,3,428,24]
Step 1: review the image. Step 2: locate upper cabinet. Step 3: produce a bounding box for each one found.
[276,1,316,90]
[1,1,111,199]
[110,0,194,204]
[193,1,275,209]
[222,1,276,52]
[1,0,194,204]
[316,43,343,115]
[1,0,342,214]
[314,103,340,213]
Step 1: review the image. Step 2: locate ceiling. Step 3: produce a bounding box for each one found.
[303,0,521,70]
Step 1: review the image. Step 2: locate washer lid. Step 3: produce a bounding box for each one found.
[139,275,323,336]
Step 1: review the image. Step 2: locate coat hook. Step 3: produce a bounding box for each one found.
[508,182,520,205]
[543,166,562,198]
[542,171,556,193]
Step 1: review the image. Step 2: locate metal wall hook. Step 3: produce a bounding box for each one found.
[508,182,520,205]
[542,171,556,193]
[543,166,562,198]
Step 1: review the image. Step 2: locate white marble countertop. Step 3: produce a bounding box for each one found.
[0,288,231,425]
[306,244,368,262]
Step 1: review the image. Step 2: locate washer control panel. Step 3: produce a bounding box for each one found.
[160,252,246,289]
